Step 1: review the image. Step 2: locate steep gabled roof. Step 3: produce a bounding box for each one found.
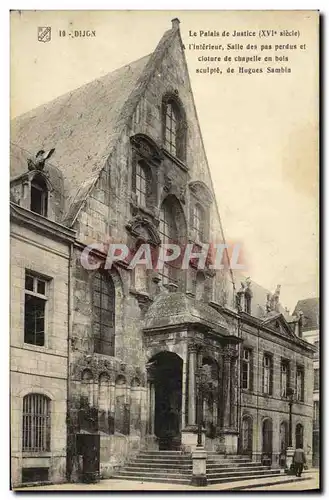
[10,24,179,225]
[293,297,319,331]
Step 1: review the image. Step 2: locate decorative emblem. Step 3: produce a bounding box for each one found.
[38,27,52,43]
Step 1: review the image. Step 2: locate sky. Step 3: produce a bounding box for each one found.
[10,10,319,311]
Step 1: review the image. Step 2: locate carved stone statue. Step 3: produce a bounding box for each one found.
[27,148,55,171]
[235,282,245,312]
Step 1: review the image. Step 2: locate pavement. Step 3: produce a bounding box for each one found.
[14,469,320,492]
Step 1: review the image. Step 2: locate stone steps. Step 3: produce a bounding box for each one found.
[111,450,281,486]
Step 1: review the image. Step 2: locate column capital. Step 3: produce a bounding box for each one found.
[188,342,201,354]
[223,345,238,360]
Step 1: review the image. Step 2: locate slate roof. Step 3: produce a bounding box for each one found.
[10,24,179,225]
[293,297,319,331]
[144,290,229,335]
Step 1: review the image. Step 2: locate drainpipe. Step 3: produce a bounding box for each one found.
[66,242,74,480]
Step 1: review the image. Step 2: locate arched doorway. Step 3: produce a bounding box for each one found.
[262,418,273,465]
[295,423,304,449]
[241,415,253,457]
[148,351,183,450]
[280,421,289,467]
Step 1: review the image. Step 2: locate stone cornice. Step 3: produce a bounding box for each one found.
[10,202,76,244]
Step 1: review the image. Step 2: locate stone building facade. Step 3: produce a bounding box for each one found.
[293,298,319,466]
[10,19,315,486]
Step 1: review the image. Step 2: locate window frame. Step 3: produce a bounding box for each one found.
[135,161,148,208]
[158,203,179,286]
[281,360,290,398]
[93,272,116,357]
[24,272,48,347]
[22,393,51,453]
[242,348,252,391]
[263,353,273,396]
[162,95,187,162]
[193,203,204,242]
[30,176,48,217]
[296,365,305,402]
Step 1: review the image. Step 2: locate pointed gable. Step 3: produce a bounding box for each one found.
[262,313,295,337]
[11,54,151,223]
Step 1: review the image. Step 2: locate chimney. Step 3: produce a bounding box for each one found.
[298,311,304,337]
[171,18,180,30]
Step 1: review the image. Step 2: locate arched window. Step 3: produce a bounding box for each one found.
[158,199,179,285]
[93,273,115,356]
[135,161,147,207]
[22,393,50,452]
[162,96,186,161]
[295,423,304,448]
[193,204,204,241]
[30,174,48,216]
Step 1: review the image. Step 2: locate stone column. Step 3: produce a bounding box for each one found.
[148,380,155,435]
[222,349,232,429]
[187,345,197,426]
[220,345,239,454]
[230,355,238,428]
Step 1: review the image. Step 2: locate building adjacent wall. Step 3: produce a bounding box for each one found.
[10,222,70,486]
[240,321,313,467]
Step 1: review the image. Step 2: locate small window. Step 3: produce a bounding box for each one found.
[263,354,273,395]
[30,175,48,216]
[24,272,48,346]
[22,394,51,452]
[296,366,305,401]
[136,162,147,207]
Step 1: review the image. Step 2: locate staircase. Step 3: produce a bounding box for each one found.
[111,451,282,485]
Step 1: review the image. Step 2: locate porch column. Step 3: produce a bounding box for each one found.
[222,348,231,429]
[187,344,197,426]
[147,379,155,435]
[230,355,238,429]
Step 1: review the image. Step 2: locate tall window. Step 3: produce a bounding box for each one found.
[22,394,50,452]
[281,361,289,398]
[242,348,252,391]
[136,162,147,207]
[158,201,178,285]
[193,204,204,241]
[93,273,115,356]
[30,175,48,216]
[164,101,178,157]
[263,354,273,395]
[296,366,304,401]
[314,368,319,391]
[295,423,304,448]
[313,401,319,428]
[24,272,48,346]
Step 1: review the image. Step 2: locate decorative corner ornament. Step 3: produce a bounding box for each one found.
[27,148,55,171]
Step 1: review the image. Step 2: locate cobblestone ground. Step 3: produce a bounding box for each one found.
[14,470,320,492]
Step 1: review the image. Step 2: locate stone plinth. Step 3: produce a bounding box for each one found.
[219,429,239,454]
[285,447,295,474]
[191,447,207,486]
[181,426,205,452]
